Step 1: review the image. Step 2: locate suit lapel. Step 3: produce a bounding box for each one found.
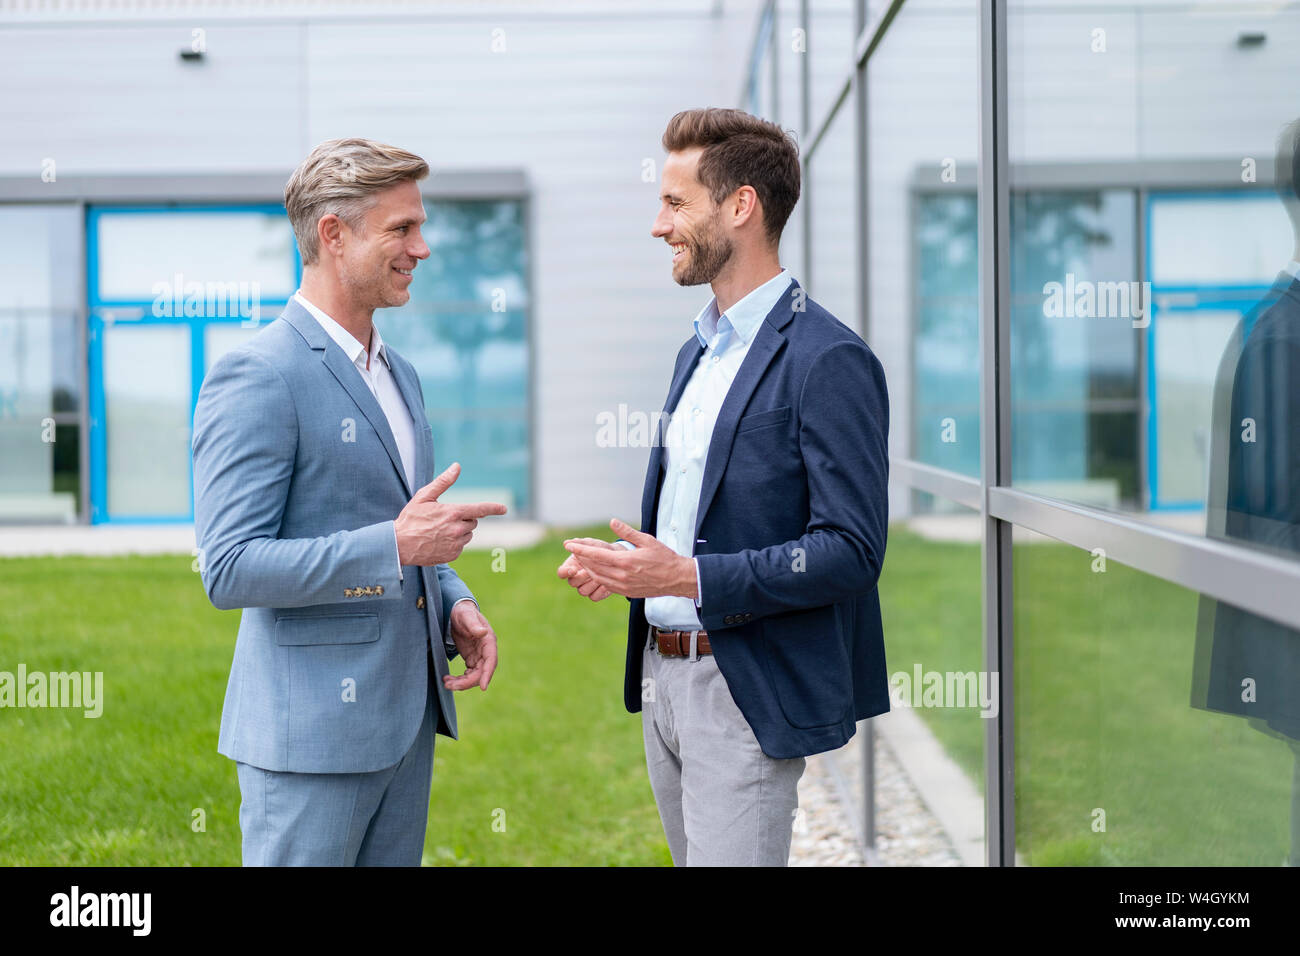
[281,300,412,498]
[692,282,798,538]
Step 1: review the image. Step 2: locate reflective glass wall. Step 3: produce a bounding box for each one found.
[748,0,1300,866]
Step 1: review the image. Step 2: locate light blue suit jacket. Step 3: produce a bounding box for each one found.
[192,299,474,774]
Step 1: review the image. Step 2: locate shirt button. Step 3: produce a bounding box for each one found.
[680,466,687,474]
[692,407,701,416]
[712,355,720,364]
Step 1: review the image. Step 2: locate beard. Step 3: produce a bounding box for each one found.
[341,257,410,310]
[674,211,734,286]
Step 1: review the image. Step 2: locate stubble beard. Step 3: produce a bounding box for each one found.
[674,211,734,287]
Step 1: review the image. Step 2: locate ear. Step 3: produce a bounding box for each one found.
[317,213,344,259]
[730,184,762,232]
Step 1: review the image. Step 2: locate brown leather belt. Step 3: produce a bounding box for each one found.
[652,627,711,656]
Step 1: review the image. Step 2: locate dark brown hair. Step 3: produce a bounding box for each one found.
[662,108,800,246]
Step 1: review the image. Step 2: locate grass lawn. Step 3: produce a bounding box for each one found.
[0,525,668,866]
[3,523,1294,865]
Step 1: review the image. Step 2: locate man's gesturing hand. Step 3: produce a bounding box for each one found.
[562,519,698,600]
[556,539,619,601]
[395,462,508,565]
[444,600,498,691]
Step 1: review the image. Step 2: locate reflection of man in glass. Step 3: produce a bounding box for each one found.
[1194,118,1300,866]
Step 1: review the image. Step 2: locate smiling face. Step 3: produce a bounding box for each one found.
[651,147,735,286]
[337,179,430,310]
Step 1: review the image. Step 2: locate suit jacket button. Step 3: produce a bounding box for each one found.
[376,585,384,596]
[417,596,426,609]
[344,588,354,598]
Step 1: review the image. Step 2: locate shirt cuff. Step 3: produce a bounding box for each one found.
[393,524,403,581]
[694,557,703,609]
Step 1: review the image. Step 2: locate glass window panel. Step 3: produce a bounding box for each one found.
[380,199,530,513]
[1010,190,1139,507]
[807,0,856,135]
[878,482,986,864]
[0,204,82,520]
[808,106,858,333]
[103,324,191,518]
[868,0,980,478]
[1014,527,1300,865]
[95,210,297,304]
[1007,1,1300,549]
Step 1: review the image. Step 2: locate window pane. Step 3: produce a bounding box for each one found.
[95,210,297,304]
[878,483,987,865]
[808,104,858,333]
[1007,0,1300,554]
[1014,527,1300,865]
[807,0,856,135]
[380,200,531,513]
[868,0,980,478]
[0,204,81,521]
[1010,190,1139,506]
[103,324,191,518]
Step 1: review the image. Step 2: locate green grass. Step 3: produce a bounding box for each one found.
[3,523,1294,865]
[0,526,668,866]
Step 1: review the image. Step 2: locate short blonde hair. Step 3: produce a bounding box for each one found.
[285,138,429,266]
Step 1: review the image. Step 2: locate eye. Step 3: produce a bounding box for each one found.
[396,225,410,234]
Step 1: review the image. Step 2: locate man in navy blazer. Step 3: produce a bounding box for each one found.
[560,108,890,865]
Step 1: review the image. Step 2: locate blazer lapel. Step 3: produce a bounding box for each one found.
[641,340,704,531]
[281,300,412,498]
[691,285,797,539]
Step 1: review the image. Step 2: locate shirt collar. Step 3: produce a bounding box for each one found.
[692,268,793,349]
[293,290,390,370]
[1285,260,1300,283]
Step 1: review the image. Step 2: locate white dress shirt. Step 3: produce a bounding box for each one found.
[293,290,416,492]
[292,292,421,589]
[642,269,794,630]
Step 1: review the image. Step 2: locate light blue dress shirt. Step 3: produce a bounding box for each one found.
[639,268,794,630]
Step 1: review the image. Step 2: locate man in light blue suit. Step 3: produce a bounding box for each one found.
[192,138,507,866]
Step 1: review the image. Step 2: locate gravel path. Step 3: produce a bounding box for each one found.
[789,726,965,867]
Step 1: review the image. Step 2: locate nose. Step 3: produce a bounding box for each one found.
[651,206,672,239]
[411,232,430,260]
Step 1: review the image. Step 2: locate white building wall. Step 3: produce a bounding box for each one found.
[0,0,767,526]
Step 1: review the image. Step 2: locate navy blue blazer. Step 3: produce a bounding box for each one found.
[623,279,891,759]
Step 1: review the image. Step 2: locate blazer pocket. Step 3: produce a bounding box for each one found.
[736,405,791,433]
[274,613,380,646]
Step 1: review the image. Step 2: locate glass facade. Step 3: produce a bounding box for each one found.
[748,0,1300,865]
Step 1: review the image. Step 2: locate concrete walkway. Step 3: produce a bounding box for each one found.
[0,520,547,557]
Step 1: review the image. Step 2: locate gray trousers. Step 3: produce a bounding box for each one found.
[641,632,806,866]
[235,686,436,866]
